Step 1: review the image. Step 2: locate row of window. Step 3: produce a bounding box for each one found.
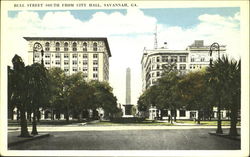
[45,42,98,52]
[190,64,204,69]
[44,60,98,65]
[152,56,187,63]
[191,57,206,62]
[39,53,98,59]
[64,68,98,78]
[63,67,98,71]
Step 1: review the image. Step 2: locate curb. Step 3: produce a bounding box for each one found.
[209,132,240,141]
[8,133,50,147]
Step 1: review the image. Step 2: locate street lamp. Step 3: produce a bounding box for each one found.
[33,42,44,65]
[209,42,223,134]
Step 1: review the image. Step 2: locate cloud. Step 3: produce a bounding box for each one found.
[4,9,240,105]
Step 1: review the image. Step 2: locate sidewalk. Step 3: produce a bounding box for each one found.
[8,131,50,147]
[209,130,241,141]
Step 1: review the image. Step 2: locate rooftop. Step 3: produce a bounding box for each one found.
[23,37,111,57]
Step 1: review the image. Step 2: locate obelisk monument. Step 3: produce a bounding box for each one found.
[123,67,133,116]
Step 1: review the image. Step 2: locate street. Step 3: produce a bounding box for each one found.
[9,128,240,150]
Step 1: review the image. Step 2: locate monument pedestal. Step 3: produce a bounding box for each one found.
[122,104,134,117]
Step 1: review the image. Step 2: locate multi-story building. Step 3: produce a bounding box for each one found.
[22,37,111,120]
[141,40,226,120]
[141,40,226,91]
[24,37,111,82]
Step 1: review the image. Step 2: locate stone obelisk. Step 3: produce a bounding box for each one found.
[126,67,131,105]
[123,67,133,116]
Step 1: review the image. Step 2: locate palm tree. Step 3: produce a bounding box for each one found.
[11,55,30,137]
[206,55,241,135]
[26,63,49,135]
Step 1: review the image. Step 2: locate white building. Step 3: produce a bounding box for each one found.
[24,37,111,82]
[141,40,226,120]
[22,37,111,120]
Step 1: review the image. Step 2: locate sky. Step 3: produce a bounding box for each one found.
[6,7,240,105]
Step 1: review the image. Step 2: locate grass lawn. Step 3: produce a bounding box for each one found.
[88,121,174,126]
[8,119,87,127]
[176,120,241,126]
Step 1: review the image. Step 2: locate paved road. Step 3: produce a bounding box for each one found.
[9,128,240,150]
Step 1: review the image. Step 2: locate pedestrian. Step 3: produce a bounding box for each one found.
[168,114,170,123]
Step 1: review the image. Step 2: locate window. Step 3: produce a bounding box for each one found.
[55,60,60,65]
[73,42,77,51]
[45,53,50,58]
[179,56,186,62]
[180,110,186,117]
[83,42,87,51]
[93,67,98,71]
[64,68,69,72]
[83,68,88,72]
[201,57,205,62]
[157,72,160,77]
[56,42,60,51]
[156,64,160,69]
[93,42,97,51]
[45,42,50,51]
[45,60,50,65]
[83,73,88,78]
[72,54,77,58]
[83,54,88,59]
[64,60,69,65]
[73,67,77,72]
[83,61,88,65]
[64,54,69,58]
[72,60,77,65]
[171,56,177,62]
[162,56,168,62]
[191,57,195,62]
[64,42,68,51]
[93,54,98,58]
[34,53,40,58]
[55,53,60,58]
[93,60,98,65]
[156,57,160,62]
[180,64,186,70]
[93,73,98,78]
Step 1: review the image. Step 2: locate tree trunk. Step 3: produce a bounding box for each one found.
[31,109,38,135]
[216,97,223,134]
[197,110,201,124]
[19,107,30,137]
[229,105,238,136]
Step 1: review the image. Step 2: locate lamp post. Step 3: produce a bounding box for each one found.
[209,42,223,134]
[33,42,44,65]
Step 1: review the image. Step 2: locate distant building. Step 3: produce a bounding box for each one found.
[24,37,111,82]
[141,40,226,120]
[141,40,226,91]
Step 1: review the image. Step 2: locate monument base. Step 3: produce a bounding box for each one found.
[122,104,134,117]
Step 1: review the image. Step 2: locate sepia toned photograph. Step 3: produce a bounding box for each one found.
[0,0,249,156]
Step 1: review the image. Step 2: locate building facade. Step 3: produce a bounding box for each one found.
[141,40,227,120]
[24,37,111,82]
[141,40,226,91]
[21,37,111,120]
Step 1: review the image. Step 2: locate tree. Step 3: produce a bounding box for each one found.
[25,63,49,135]
[178,71,212,124]
[206,55,241,135]
[47,67,66,120]
[90,80,119,119]
[8,66,15,120]
[157,71,181,121]
[69,78,94,121]
[11,55,30,137]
